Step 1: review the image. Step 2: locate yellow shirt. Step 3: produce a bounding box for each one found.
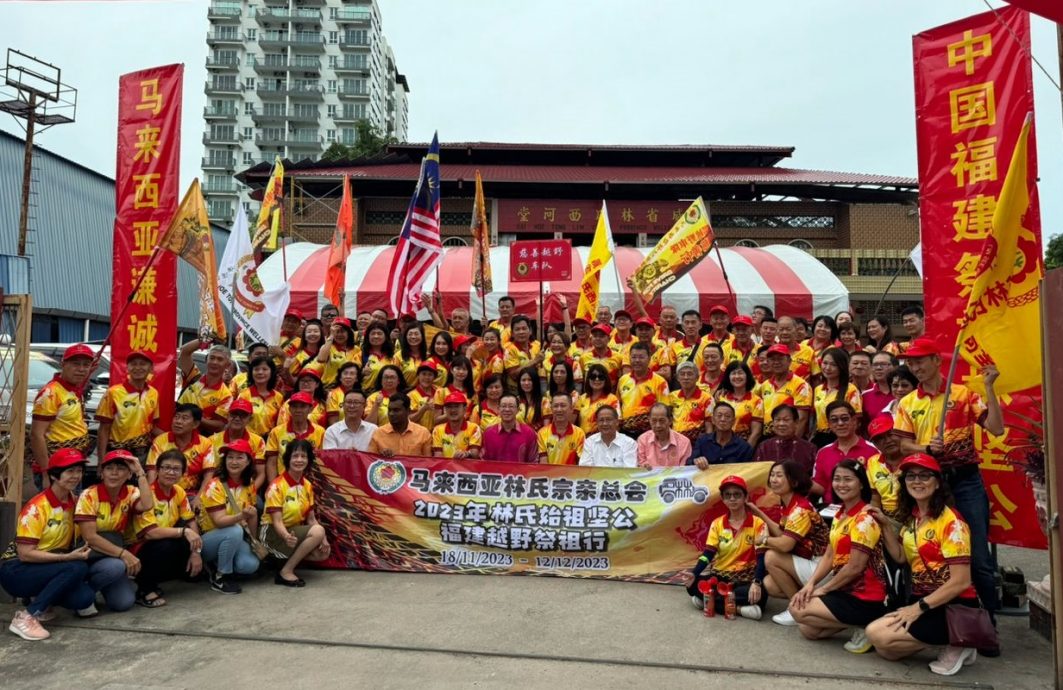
[95,382,159,445]
[503,341,542,375]
[487,319,512,344]
[704,513,766,580]
[133,482,195,539]
[475,351,506,390]
[198,478,256,533]
[209,429,266,466]
[470,401,502,431]
[578,348,623,384]
[431,420,484,458]
[713,391,764,438]
[147,432,215,493]
[901,505,977,598]
[812,383,863,432]
[408,385,439,429]
[395,353,425,387]
[537,423,586,465]
[722,339,757,367]
[32,378,88,443]
[13,488,75,554]
[670,336,707,371]
[754,373,812,434]
[276,399,329,429]
[265,421,325,476]
[785,341,821,380]
[867,453,902,520]
[326,386,350,421]
[365,391,399,426]
[265,472,314,528]
[669,387,714,435]
[893,383,987,467]
[541,351,583,382]
[617,372,670,420]
[74,484,141,543]
[574,393,620,435]
[237,388,285,437]
[228,371,250,398]
[609,333,637,359]
[359,352,393,391]
[311,346,360,387]
[178,377,233,423]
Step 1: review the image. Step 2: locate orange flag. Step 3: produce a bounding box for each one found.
[470,170,492,297]
[325,175,354,309]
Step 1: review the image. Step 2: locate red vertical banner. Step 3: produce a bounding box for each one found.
[112,65,183,429]
[914,8,1045,548]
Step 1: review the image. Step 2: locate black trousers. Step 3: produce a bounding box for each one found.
[135,539,192,595]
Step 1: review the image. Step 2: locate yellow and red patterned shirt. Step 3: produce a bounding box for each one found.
[487,319,512,344]
[309,346,359,387]
[574,393,620,435]
[578,348,623,385]
[178,376,233,424]
[893,383,987,467]
[32,378,88,443]
[74,484,142,543]
[812,383,863,432]
[779,494,829,560]
[785,341,820,380]
[365,391,399,426]
[670,336,707,371]
[617,372,670,421]
[133,482,195,539]
[609,332,637,359]
[722,339,757,367]
[265,472,314,528]
[433,385,476,420]
[359,351,392,391]
[476,351,506,390]
[867,453,902,521]
[704,512,767,580]
[432,420,484,458]
[237,387,285,437]
[95,382,159,445]
[12,488,75,554]
[828,501,887,602]
[537,423,586,465]
[198,477,256,533]
[669,387,713,436]
[228,371,250,398]
[755,373,812,434]
[147,432,215,493]
[276,399,328,429]
[265,421,325,475]
[408,385,439,429]
[210,429,266,467]
[902,505,977,598]
[471,401,502,431]
[503,341,542,374]
[713,391,764,439]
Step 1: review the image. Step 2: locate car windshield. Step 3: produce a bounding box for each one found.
[1,356,60,390]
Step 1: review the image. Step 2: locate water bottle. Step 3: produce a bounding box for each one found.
[723,583,737,620]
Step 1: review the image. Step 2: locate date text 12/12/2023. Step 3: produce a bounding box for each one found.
[440,550,610,571]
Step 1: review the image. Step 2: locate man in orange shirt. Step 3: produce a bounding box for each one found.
[369,393,432,457]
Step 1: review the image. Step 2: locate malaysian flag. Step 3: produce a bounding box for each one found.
[388,132,442,316]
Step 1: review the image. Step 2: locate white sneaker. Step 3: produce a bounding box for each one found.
[690,595,705,611]
[9,610,49,641]
[739,605,762,620]
[929,646,977,676]
[772,610,797,626]
[76,604,98,618]
[844,628,872,653]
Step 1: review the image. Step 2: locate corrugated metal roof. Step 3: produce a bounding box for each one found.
[0,130,231,331]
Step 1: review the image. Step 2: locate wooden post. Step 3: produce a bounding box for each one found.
[1041,269,1063,690]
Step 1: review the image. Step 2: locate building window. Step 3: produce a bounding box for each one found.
[327,79,337,94]
[243,152,253,165]
[243,126,253,140]
[328,31,339,44]
[329,7,337,19]
[246,28,256,40]
[789,239,814,251]
[326,129,336,142]
[244,77,255,89]
[328,55,338,68]
[734,239,759,248]
[244,102,254,115]
[327,104,337,118]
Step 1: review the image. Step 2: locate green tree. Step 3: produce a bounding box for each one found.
[321,120,396,162]
[1047,233,1063,271]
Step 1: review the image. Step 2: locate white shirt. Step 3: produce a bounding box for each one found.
[323,419,378,451]
[579,432,638,468]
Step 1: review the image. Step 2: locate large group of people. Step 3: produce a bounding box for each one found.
[5,297,1002,676]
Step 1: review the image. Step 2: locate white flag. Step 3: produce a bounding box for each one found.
[909,243,923,278]
[218,208,290,346]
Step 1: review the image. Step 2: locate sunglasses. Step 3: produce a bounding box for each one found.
[828,416,852,425]
[587,374,605,380]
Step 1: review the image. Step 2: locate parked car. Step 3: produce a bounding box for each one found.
[28,343,107,434]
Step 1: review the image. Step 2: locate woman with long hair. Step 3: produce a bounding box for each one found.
[326,362,362,426]
[427,331,455,388]
[811,348,862,448]
[264,440,330,587]
[238,356,285,437]
[472,374,506,430]
[866,316,900,357]
[515,366,545,430]
[360,322,395,391]
[197,439,260,594]
[475,327,505,390]
[397,322,428,387]
[574,363,619,435]
[542,331,582,387]
[364,364,407,426]
[285,319,324,384]
[543,359,578,424]
[715,361,764,447]
[315,317,360,388]
[808,315,840,359]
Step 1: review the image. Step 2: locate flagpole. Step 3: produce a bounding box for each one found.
[603,203,625,314]
[704,201,736,313]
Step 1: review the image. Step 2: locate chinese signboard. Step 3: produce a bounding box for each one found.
[509,240,572,282]
[312,451,772,583]
[913,7,1045,548]
[499,200,690,235]
[111,65,182,426]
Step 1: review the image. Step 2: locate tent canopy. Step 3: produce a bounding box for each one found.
[258,244,849,322]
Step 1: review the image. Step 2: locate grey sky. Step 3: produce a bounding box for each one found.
[2,0,1060,245]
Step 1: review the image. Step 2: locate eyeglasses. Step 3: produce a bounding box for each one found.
[905,472,936,483]
[721,491,745,500]
[158,466,183,474]
[872,362,891,367]
[828,416,852,425]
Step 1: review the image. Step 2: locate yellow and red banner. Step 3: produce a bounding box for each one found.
[253,156,284,250]
[630,197,715,302]
[325,175,354,308]
[575,202,614,323]
[470,170,493,298]
[111,64,182,427]
[913,6,1045,548]
[311,451,771,583]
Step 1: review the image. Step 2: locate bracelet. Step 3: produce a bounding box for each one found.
[918,598,931,612]
[119,548,126,558]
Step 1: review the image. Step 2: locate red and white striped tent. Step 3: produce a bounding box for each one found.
[258,243,849,321]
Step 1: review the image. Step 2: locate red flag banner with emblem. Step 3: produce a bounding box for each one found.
[913,6,1045,548]
[470,170,493,298]
[111,64,182,427]
[325,175,354,308]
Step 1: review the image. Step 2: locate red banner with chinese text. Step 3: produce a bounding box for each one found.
[499,200,688,236]
[509,240,572,282]
[111,65,182,429]
[913,8,1045,548]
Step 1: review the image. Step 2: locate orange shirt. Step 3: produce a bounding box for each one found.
[368,422,433,457]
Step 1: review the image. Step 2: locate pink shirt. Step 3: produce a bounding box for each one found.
[862,385,894,422]
[481,423,539,463]
[636,429,692,467]
[813,437,879,503]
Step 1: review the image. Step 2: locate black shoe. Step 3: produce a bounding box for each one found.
[274,573,306,588]
[210,572,242,595]
[979,646,1001,658]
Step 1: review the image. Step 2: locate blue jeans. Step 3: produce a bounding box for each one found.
[201,525,259,576]
[0,559,95,617]
[949,469,999,615]
[88,558,136,612]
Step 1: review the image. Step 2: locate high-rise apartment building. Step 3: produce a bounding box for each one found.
[202,0,409,225]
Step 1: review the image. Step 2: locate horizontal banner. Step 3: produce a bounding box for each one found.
[310,451,771,584]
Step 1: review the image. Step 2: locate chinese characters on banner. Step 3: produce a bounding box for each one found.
[499,200,688,235]
[509,240,572,282]
[630,197,718,303]
[913,7,1045,548]
[111,65,183,428]
[311,451,772,583]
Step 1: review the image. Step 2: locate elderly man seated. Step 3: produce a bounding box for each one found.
[636,403,692,468]
[689,402,754,469]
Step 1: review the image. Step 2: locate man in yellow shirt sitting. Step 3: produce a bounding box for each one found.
[432,392,482,459]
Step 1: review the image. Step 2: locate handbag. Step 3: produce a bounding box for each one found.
[222,483,269,560]
[945,603,998,649]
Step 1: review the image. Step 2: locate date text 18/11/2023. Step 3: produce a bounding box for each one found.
[439,550,611,571]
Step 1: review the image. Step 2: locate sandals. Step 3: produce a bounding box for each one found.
[135,590,167,608]
[274,573,306,588]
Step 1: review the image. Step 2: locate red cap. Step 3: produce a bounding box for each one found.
[867,415,894,439]
[100,449,137,468]
[635,317,656,329]
[732,315,754,327]
[443,391,468,406]
[126,350,154,364]
[591,323,613,335]
[766,343,791,357]
[614,309,632,320]
[454,335,475,350]
[228,398,254,416]
[62,344,94,362]
[899,453,941,474]
[289,391,314,406]
[417,360,439,373]
[333,317,352,328]
[400,311,417,320]
[284,308,303,320]
[48,448,86,471]
[709,304,730,316]
[221,438,255,456]
[296,368,322,381]
[904,337,940,359]
[719,475,748,493]
[572,316,591,326]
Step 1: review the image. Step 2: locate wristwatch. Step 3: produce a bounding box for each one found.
[918,598,931,612]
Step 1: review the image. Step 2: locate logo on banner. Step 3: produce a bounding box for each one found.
[367,460,407,495]
[657,477,708,505]
[235,254,266,315]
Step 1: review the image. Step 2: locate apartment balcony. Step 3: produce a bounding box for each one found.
[287,108,320,124]
[250,108,288,125]
[287,135,324,150]
[335,7,372,24]
[204,181,240,196]
[206,31,244,46]
[205,80,242,96]
[207,203,233,222]
[339,38,371,52]
[256,82,289,100]
[205,56,240,71]
[289,84,325,100]
[255,132,322,148]
[207,3,241,21]
[254,7,322,24]
[202,156,236,170]
[259,33,325,52]
[203,105,238,120]
[333,111,364,123]
[202,131,240,146]
[251,56,322,73]
[337,86,370,101]
[333,59,369,75]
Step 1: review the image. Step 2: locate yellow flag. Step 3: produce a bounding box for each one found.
[252,156,284,249]
[576,203,614,322]
[157,179,228,341]
[631,197,715,301]
[265,208,281,251]
[958,114,1042,395]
